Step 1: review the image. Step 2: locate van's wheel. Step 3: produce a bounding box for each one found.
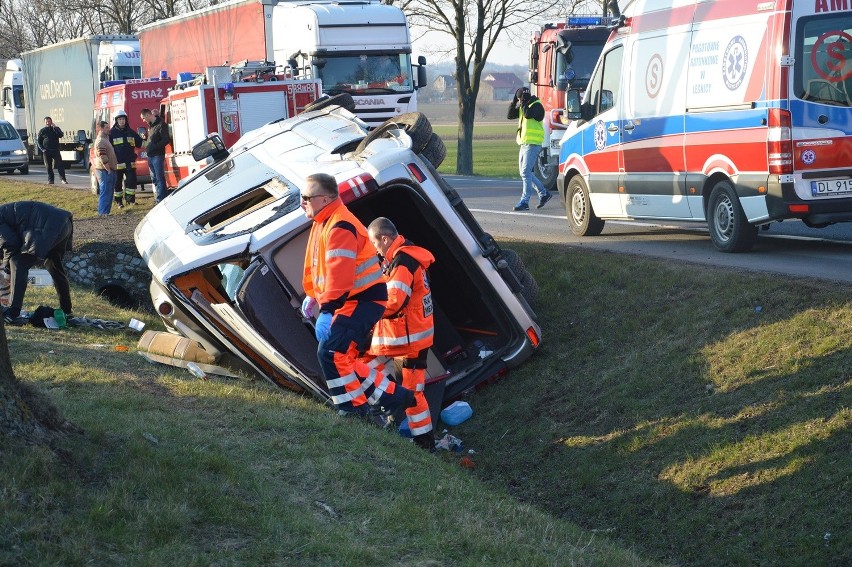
[534,149,558,191]
[707,180,757,252]
[420,133,446,168]
[500,248,539,305]
[90,167,99,195]
[355,112,432,154]
[303,93,356,113]
[566,176,604,236]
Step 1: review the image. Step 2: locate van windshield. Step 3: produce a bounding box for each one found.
[794,14,852,107]
[0,123,19,140]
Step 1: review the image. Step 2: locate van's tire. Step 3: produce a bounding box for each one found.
[420,133,446,168]
[303,93,356,113]
[356,112,433,154]
[500,248,539,305]
[566,176,604,236]
[19,164,28,174]
[707,180,757,252]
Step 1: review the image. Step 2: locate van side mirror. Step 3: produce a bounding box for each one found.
[565,89,583,120]
[192,133,228,162]
[600,89,614,112]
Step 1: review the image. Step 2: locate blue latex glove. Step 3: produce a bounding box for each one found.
[315,312,332,341]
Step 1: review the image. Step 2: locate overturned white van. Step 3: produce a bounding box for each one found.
[134,100,542,415]
[559,0,852,252]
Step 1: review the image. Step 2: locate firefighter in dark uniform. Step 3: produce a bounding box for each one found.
[109,110,144,206]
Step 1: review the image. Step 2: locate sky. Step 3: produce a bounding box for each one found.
[411,27,532,69]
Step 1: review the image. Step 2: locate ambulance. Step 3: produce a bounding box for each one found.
[159,64,321,189]
[557,0,852,252]
[91,77,177,193]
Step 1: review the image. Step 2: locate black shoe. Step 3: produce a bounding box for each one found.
[536,192,553,209]
[114,199,124,209]
[125,196,135,205]
[61,179,68,185]
[413,432,437,452]
[47,180,54,185]
[513,202,529,211]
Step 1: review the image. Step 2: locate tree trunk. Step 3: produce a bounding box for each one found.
[455,94,477,176]
[0,320,67,442]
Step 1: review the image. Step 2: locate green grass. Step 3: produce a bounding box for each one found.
[433,123,519,178]
[2,183,851,565]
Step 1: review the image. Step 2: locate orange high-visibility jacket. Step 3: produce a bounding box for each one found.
[369,234,435,356]
[303,199,386,313]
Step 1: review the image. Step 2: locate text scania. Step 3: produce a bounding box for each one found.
[39,80,72,100]
[131,88,164,100]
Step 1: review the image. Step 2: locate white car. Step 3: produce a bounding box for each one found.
[0,119,29,174]
[134,97,541,410]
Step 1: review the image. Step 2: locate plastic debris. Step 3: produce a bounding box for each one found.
[186,362,209,380]
[435,432,464,452]
[128,318,145,331]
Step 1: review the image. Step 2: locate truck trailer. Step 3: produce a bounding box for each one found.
[20,35,140,165]
[139,0,426,127]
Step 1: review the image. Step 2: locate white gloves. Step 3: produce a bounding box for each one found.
[301,296,318,319]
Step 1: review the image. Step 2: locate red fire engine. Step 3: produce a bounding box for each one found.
[528,16,612,189]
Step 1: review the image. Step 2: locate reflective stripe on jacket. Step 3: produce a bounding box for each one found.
[516,99,545,145]
[369,235,435,356]
[302,198,387,313]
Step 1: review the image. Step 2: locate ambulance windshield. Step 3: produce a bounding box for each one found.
[795,15,852,107]
[316,53,413,94]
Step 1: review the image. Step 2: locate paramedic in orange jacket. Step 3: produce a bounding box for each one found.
[300,173,415,417]
[367,217,436,451]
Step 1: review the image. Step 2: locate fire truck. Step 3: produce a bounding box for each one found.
[158,63,321,189]
[528,16,612,189]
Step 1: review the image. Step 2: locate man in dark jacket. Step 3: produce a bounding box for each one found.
[110,110,144,207]
[37,116,68,185]
[140,108,171,203]
[0,201,73,324]
[507,88,551,211]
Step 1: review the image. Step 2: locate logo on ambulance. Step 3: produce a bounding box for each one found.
[594,120,607,151]
[723,36,748,91]
[801,150,816,165]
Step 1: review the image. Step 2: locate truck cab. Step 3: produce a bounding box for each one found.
[272,1,427,128]
[1,59,27,142]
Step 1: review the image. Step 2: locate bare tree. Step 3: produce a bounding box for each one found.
[399,0,562,175]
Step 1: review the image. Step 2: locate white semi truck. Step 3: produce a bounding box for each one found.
[139,0,427,128]
[19,35,141,165]
[1,59,26,139]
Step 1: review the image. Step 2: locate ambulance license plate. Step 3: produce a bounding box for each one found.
[811,179,852,196]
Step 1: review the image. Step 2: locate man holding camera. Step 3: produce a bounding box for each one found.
[507,87,552,211]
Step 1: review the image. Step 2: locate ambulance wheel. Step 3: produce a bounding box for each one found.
[304,93,356,113]
[501,248,539,305]
[566,176,604,236]
[707,180,757,252]
[420,133,446,169]
[534,150,558,191]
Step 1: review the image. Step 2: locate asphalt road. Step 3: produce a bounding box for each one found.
[444,175,852,285]
[9,165,852,284]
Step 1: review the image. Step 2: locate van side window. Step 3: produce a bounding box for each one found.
[586,45,623,118]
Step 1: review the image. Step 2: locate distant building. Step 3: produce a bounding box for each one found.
[481,72,524,101]
[431,74,457,101]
